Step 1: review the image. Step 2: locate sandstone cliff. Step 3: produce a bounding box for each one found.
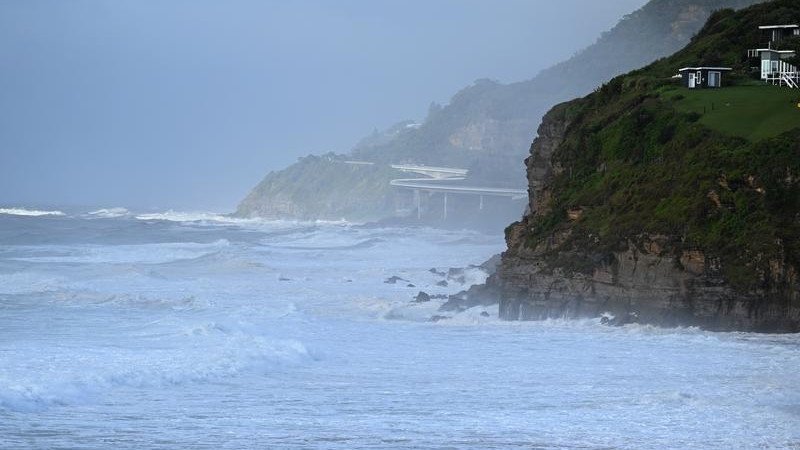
[489,1,800,332]
[492,107,800,332]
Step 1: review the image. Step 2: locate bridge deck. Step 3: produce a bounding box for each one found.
[390,179,527,198]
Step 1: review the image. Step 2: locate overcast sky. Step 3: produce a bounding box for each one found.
[0,0,646,211]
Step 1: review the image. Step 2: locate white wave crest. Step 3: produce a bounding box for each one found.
[0,207,65,217]
[135,210,357,228]
[86,207,129,218]
[135,210,253,223]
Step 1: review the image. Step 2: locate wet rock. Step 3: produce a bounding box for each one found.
[479,254,502,276]
[480,311,490,317]
[436,280,448,287]
[429,268,446,277]
[278,277,291,281]
[429,315,450,322]
[414,291,431,303]
[407,283,416,288]
[439,283,500,312]
[447,268,464,277]
[445,267,468,284]
[384,276,408,284]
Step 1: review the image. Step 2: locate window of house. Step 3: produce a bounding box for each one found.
[708,72,721,87]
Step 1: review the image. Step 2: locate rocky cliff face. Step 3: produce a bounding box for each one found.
[490,102,800,332]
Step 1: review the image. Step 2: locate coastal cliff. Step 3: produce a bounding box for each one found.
[490,0,800,332]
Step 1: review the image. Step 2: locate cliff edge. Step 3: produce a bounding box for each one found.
[490,0,800,332]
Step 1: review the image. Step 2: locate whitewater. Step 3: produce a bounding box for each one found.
[1,208,799,449]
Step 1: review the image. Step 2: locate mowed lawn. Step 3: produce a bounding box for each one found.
[670,85,800,141]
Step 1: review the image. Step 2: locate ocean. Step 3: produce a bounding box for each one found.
[1,208,799,449]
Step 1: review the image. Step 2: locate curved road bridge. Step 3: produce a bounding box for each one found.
[389,164,527,220]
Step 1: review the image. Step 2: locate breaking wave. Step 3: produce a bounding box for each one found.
[0,207,65,217]
[0,333,313,413]
[135,210,247,223]
[134,210,356,229]
[86,207,129,218]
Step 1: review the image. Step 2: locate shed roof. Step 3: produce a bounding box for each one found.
[759,24,799,29]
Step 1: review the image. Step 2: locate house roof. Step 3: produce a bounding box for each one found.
[678,67,733,72]
[759,24,799,29]
[755,49,797,53]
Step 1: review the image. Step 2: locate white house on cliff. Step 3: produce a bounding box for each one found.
[748,24,799,88]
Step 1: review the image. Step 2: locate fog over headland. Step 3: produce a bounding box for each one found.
[0,0,645,210]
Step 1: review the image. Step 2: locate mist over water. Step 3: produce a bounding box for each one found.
[1,210,798,449]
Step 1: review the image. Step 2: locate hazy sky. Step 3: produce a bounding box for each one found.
[0,0,646,211]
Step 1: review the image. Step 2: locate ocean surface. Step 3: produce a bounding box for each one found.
[1,207,799,449]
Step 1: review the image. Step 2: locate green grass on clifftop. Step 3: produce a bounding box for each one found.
[665,85,800,141]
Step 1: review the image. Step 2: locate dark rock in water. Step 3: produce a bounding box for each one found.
[384,276,408,284]
[447,268,464,277]
[445,267,468,284]
[480,311,490,317]
[414,291,431,303]
[439,283,500,312]
[429,315,450,322]
[440,292,468,312]
[479,254,502,276]
[429,268,446,277]
[599,314,635,327]
[407,283,416,288]
[430,294,448,300]
[279,277,291,281]
[436,280,448,287]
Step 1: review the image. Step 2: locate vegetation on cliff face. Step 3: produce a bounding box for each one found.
[237,0,765,222]
[524,0,800,289]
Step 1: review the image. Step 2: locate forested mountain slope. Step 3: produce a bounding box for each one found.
[237,0,765,223]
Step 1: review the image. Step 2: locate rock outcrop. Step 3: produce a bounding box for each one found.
[488,10,800,334]
[494,229,800,331]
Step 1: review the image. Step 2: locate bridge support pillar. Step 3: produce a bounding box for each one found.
[414,189,421,220]
[443,193,448,221]
[479,195,484,210]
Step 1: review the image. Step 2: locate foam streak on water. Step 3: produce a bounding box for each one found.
[0,211,798,449]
